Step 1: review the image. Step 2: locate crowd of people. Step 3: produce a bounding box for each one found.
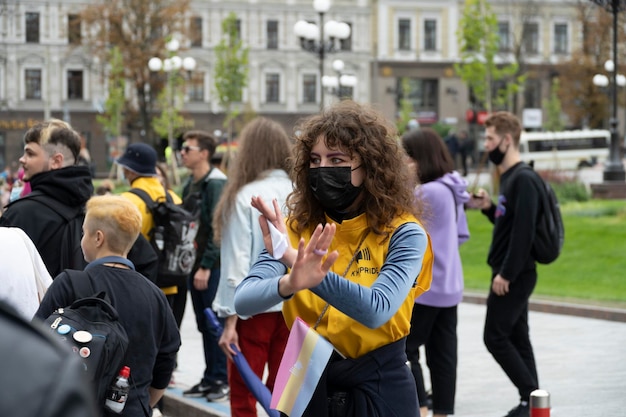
[0,104,544,417]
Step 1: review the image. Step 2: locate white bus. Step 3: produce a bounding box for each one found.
[519,129,610,170]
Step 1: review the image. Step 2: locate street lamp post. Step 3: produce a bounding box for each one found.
[322,59,357,100]
[589,0,626,183]
[148,38,196,184]
[294,0,351,110]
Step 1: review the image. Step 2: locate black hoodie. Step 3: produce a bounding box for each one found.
[1,166,94,277]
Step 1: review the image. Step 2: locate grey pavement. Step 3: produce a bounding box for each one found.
[160,293,626,417]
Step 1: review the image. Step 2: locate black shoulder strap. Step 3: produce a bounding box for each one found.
[65,269,96,299]
[27,191,83,222]
[129,187,173,208]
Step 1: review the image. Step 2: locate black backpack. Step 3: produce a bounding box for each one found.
[511,164,565,264]
[129,188,201,287]
[42,270,129,410]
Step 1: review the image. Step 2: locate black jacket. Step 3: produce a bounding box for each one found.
[0,166,159,282]
[0,166,94,277]
[34,264,181,417]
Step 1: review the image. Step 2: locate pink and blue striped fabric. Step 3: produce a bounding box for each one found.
[270,317,334,417]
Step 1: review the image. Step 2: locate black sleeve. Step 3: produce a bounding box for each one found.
[500,172,540,282]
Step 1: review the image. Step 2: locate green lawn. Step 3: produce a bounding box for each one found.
[460,200,626,308]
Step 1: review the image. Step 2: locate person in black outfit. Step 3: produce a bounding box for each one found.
[0,299,96,417]
[34,195,181,416]
[468,112,540,417]
[0,119,158,281]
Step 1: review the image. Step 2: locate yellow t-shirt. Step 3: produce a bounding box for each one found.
[282,212,433,358]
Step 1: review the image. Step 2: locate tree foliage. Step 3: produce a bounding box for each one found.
[214,12,249,137]
[455,0,524,113]
[80,0,191,142]
[96,46,125,137]
[543,78,564,131]
[396,78,414,135]
[556,3,625,128]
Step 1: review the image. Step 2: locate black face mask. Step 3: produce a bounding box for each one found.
[488,139,509,165]
[309,166,363,212]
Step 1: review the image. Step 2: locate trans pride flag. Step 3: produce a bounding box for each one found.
[271,317,334,417]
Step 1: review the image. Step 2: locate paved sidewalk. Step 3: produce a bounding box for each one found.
[161,295,626,417]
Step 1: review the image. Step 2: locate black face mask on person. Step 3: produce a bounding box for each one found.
[309,166,363,212]
[488,138,509,165]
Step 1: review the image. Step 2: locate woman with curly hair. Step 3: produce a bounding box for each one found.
[234,100,434,417]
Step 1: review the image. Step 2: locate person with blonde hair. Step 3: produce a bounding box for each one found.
[235,101,434,417]
[212,117,293,417]
[34,195,180,416]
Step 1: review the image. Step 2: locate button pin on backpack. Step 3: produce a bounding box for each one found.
[73,330,93,343]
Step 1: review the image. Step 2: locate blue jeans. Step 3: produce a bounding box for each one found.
[189,266,228,385]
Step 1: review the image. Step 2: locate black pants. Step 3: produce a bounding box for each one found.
[406,303,458,415]
[483,269,539,401]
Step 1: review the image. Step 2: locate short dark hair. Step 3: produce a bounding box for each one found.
[182,130,217,160]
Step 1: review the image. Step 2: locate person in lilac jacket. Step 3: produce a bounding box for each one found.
[402,128,470,417]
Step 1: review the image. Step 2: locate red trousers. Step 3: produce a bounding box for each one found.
[228,312,289,417]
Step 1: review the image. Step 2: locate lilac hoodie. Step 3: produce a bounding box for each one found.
[415,171,470,307]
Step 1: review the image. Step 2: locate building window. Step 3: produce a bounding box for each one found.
[68,14,81,45]
[396,77,438,113]
[338,85,354,100]
[523,22,539,54]
[67,70,83,100]
[25,69,42,99]
[554,23,568,54]
[303,74,317,103]
[236,19,242,41]
[424,19,437,51]
[398,19,411,51]
[187,72,204,102]
[266,73,279,103]
[340,22,352,51]
[498,21,510,52]
[524,78,542,108]
[26,12,40,43]
[190,16,202,47]
[267,20,278,49]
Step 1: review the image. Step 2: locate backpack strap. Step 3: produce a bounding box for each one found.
[129,187,174,208]
[65,269,96,299]
[26,191,83,223]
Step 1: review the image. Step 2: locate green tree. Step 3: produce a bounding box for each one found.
[396,78,414,135]
[543,78,564,131]
[214,12,249,158]
[455,0,524,113]
[96,46,125,138]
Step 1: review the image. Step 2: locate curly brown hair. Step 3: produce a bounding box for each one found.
[288,100,423,241]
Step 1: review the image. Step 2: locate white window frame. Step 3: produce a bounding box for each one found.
[395,14,415,53]
[300,72,318,104]
[552,21,569,55]
[421,16,439,53]
[261,68,284,104]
